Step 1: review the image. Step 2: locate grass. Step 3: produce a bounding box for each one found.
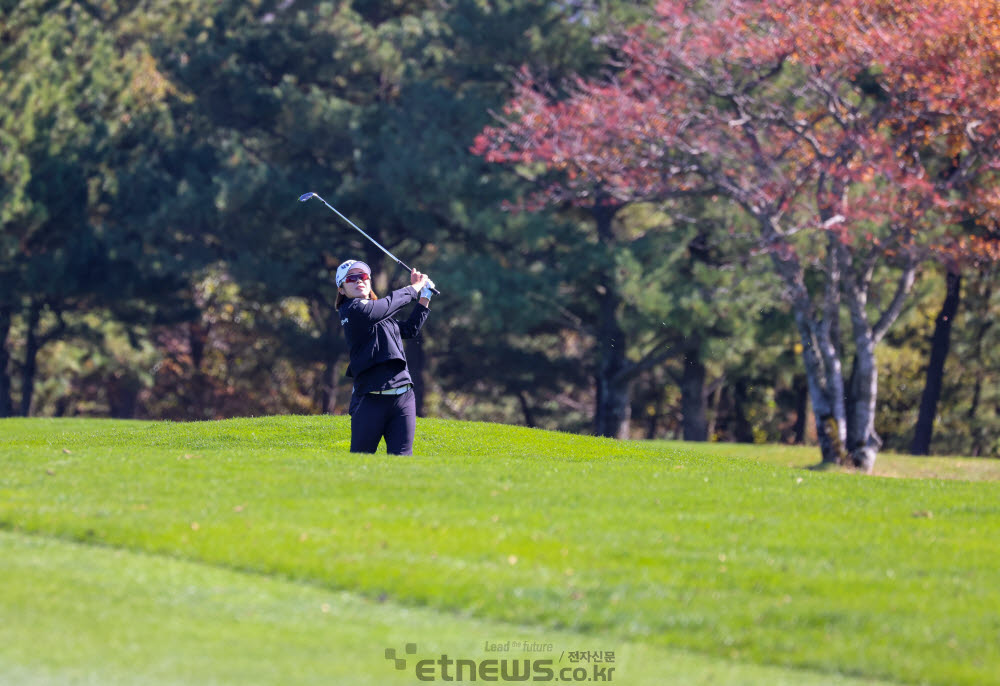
[0,531,895,686]
[669,440,1000,481]
[1,416,998,685]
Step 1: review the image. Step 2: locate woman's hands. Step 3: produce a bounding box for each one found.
[411,269,434,306]
[410,269,429,291]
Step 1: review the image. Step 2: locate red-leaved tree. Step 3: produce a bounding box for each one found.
[473,0,1000,469]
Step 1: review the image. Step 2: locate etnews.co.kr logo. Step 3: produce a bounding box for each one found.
[385,643,418,670]
[384,643,616,682]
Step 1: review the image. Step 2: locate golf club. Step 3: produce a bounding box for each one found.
[299,192,439,295]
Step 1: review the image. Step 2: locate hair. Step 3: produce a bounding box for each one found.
[336,288,378,309]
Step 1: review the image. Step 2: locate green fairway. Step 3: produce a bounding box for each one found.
[0,531,896,686]
[1,417,998,685]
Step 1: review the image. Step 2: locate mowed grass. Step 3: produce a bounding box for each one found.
[664,439,1000,481]
[0,532,894,686]
[1,417,998,686]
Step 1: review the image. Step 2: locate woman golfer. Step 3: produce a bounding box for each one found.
[336,259,433,455]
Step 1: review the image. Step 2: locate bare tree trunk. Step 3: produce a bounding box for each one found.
[791,294,847,464]
[820,234,849,451]
[591,201,632,439]
[759,217,849,463]
[732,380,755,443]
[595,370,632,438]
[645,382,663,439]
[910,269,961,455]
[517,391,537,428]
[706,381,723,440]
[107,372,140,418]
[846,333,881,472]
[0,304,12,418]
[17,300,70,418]
[20,301,42,417]
[593,288,631,438]
[840,242,916,471]
[189,320,208,371]
[679,337,708,441]
[791,375,808,444]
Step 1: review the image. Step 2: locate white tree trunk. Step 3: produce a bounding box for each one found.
[770,245,848,464]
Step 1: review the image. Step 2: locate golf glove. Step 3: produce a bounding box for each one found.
[420,278,436,301]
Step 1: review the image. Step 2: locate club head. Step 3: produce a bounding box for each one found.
[298,192,317,202]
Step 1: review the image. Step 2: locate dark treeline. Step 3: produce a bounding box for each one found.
[1,1,997,458]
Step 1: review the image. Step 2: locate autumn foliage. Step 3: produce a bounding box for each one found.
[472,0,1000,262]
[473,0,1000,468]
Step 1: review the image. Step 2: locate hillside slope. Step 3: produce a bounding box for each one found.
[1,417,998,685]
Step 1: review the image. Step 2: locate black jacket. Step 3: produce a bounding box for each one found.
[339,286,430,394]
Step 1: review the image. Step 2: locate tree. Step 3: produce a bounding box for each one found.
[0,1,219,416]
[473,0,1000,468]
[910,217,1000,454]
[5,0,627,421]
[0,129,28,415]
[144,0,626,420]
[915,260,1000,457]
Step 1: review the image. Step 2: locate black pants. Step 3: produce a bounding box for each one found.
[349,389,416,455]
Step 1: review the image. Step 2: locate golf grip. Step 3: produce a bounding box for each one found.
[397,261,440,296]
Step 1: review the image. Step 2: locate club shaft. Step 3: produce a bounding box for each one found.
[313,195,408,268]
[307,193,439,295]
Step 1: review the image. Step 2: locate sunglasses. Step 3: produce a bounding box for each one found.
[344,272,370,284]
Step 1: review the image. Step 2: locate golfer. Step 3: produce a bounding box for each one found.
[336,259,433,455]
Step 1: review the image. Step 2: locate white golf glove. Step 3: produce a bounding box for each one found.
[420,278,436,301]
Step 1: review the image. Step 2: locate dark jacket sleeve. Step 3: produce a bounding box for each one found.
[344,287,417,326]
[399,303,430,340]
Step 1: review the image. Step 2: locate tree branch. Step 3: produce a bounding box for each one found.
[872,259,918,344]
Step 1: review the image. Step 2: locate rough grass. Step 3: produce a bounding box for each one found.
[1,416,998,686]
